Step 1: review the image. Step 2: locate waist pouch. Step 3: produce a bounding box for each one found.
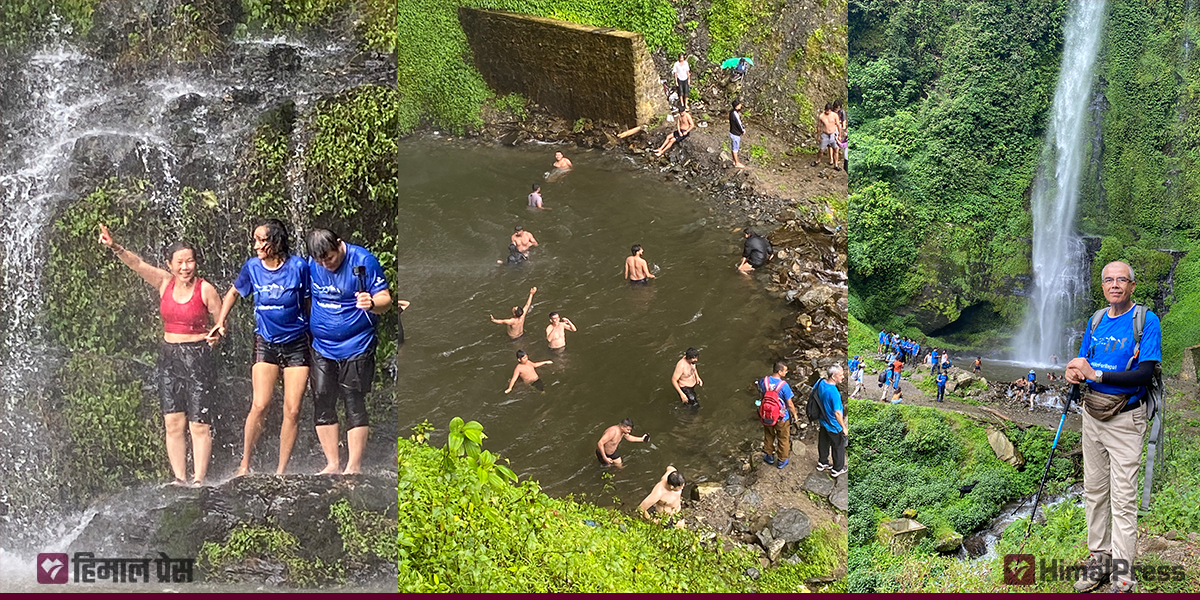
[1083,387,1132,421]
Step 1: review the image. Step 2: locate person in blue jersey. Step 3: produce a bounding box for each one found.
[935,370,948,403]
[1065,262,1162,593]
[814,365,847,479]
[212,219,311,476]
[306,229,392,475]
[929,348,939,375]
[877,330,886,354]
[849,355,864,399]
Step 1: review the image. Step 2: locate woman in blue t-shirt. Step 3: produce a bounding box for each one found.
[212,218,311,476]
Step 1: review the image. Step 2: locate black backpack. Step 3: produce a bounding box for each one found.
[805,382,825,423]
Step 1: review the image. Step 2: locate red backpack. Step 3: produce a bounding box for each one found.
[759,377,785,426]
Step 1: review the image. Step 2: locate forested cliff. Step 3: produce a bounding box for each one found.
[848,0,1200,373]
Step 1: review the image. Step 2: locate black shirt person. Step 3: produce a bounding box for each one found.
[738,228,774,272]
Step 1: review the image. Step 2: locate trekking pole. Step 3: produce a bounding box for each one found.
[1020,383,1080,550]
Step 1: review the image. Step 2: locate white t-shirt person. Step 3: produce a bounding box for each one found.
[671,58,690,82]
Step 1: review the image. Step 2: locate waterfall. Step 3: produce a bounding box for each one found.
[1014,0,1107,365]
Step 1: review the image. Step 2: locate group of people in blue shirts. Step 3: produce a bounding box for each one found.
[101,218,395,486]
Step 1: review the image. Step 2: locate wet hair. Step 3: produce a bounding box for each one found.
[825,102,833,111]
[254,218,290,257]
[532,183,540,192]
[667,471,685,488]
[165,241,199,264]
[744,228,756,237]
[516,350,527,359]
[515,225,523,232]
[631,244,642,255]
[833,99,842,109]
[555,151,564,157]
[513,306,524,318]
[549,311,560,320]
[685,347,699,360]
[306,228,341,258]
[773,360,788,374]
[620,418,633,428]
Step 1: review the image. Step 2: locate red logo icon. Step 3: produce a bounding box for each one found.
[1004,554,1036,585]
[37,553,69,584]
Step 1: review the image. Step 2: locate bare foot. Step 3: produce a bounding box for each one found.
[342,466,362,475]
[316,464,340,475]
[234,466,250,478]
[169,478,188,487]
[191,478,204,487]
[734,163,746,169]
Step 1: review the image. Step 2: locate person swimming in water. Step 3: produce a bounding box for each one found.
[638,466,685,526]
[553,151,573,170]
[512,226,538,258]
[671,347,703,406]
[504,349,552,393]
[546,311,576,351]
[624,244,655,283]
[490,287,537,339]
[596,418,649,467]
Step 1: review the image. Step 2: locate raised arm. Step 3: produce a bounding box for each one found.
[99,224,170,291]
[563,318,577,332]
[533,360,554,368]
[523,287,537,315]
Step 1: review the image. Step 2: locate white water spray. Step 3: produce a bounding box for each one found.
[1015,0,1107,364]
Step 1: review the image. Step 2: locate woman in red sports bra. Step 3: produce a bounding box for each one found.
[99,223,222,486]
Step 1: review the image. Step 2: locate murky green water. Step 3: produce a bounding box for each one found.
[397,139,795,503]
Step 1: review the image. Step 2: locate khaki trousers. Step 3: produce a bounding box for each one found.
[1082,403,1145,584]
[764,419,791,462]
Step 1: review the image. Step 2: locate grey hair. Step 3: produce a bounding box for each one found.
[827,364,844,378]
[1103,261,1135,282]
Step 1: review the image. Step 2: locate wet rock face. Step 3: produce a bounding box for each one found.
[68,474,397,585]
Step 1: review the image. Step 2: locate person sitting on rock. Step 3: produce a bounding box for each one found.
[653,109,694,157]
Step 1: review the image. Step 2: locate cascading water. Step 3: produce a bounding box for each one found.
[1014,0,1107,365]
[0,28,394,578]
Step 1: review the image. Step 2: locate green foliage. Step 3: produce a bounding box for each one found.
[400,419,843,592]
[0,0,99,47]
[399,0,681,135]
[705,0,775,63]
[748,143,771,163]
[848,397,1082,591]
[492,92,530,120]
[330,499,399,563]
[199,524,343,586]
[58,353,165,497]
[804,24,848,79]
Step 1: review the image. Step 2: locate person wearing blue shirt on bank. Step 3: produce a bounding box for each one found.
[1065,261,1162,593]
[815,365,847,479]
[936,370,948,403]
[306,229,393,475]
[930,348,939,375]
[758,361,798,469]
[212,218,311,477]
[877,330,887,354]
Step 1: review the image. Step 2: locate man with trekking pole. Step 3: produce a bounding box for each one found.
[1064,261,1163,593]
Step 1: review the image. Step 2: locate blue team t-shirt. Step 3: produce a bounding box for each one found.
[816,379,843,433]
[758,376,794,422]
[308,244,390,360]
[1078,306,1162,404]
[936,373,948,388]
[878,331,886,344]
[848,358,860,373]
[233,254,310,343]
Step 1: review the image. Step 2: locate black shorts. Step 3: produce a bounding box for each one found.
[596,448,620,465]
[529,378,545,391]
[676,78,689,100]
[673,130,690,142]
[254,334,310,368]
[311,346,376,429]
[158,341,215,424]
[681,386,698,406]
[629,278,649,285]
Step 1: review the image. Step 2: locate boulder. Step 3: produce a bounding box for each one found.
[692,481,723,501]
[935,530,963,553]
[829,488,848,512]
[986,427,1025,467]
[803,471,833,497]
[767,508,811,544]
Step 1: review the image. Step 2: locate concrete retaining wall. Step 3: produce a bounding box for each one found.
[458,8,667,128]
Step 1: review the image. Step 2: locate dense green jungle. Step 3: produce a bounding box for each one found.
[0,0,398,548]
[848,0,1200,373]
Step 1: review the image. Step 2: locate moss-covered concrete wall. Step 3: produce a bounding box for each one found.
[458,8,667,128]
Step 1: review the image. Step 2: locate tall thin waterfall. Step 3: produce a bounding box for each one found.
[1015,0,1107,364]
